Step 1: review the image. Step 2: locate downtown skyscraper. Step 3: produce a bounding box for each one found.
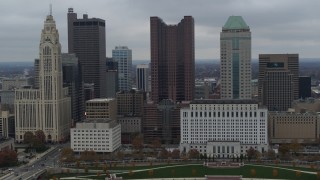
[258,54,299,111]
[136,64,149,92]
[67,8,107,98]
[150,16,195,103]
[15,13,71,143]
[220,16,252,99]
[112,46,132,92]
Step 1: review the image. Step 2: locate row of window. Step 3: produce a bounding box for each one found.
[73,144,109,146]
[184,111,265,118]
[73,148,110,151]
[72,130,109,132]
[73,137,109,140]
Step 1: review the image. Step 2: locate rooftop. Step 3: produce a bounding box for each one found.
[191,99,258,105]
[223,16,249,30]
[86,98,115,102]
[83,118,114,123]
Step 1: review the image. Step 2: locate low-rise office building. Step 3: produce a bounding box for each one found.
[269,111,320,144]
[71,119,121,153]
[180,99,268,158]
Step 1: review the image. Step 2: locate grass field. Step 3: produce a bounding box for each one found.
[49,164,319,179]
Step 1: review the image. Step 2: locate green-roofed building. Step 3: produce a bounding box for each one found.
[223,16,250,30]
[220,16,252,100]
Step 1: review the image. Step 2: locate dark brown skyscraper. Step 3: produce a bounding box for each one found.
[67,8,107,98]
[150,16,195,103]
[258,54,299,111]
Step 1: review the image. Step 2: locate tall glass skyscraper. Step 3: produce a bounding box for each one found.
[112,46,132,91]
[220,16,251,99]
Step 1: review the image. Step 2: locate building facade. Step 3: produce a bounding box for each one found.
[1,78,29,91]
[258,54,299,111]
[116,89,145,117]
[299,76,311,99]
[68,8,107,98]
[112,46,132,92]
[269,111,320,144]
[136,64,149,92]
[71,119,121,152]
[85,98,117,121]
[220,16,252,100]
[0,111,14,138]
[106,58,118,98]
[292,98,320,113]
[150,16,195,103]
[143,100,187,144]
[180,99,268,157]
[118,116,141,144]
[62,53,85,124]
[15,14,71,143]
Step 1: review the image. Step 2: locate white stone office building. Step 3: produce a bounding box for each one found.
[220,16,251,99]
[14,14,71,143]
[180,99,268,158]
[112,46,132,91]
[71,119,121,152]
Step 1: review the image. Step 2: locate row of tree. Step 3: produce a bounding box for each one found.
[24,130,47,152]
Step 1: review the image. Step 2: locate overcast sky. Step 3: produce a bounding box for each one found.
[0,0,319,62]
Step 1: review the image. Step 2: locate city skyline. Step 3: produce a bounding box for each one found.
[0,0,320,62]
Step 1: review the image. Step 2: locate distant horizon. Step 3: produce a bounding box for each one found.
[0,57,319,64]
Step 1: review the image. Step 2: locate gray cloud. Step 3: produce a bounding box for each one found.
[0,0,319,61]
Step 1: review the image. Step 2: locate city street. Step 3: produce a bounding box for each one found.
[1,144,65,180]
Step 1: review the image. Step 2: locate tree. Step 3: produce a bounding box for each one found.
[192,168,197,176]
[272,169,278,177]
[250,168,256,177]
[256,151,262,162]
[34,130,46,144]
[24,130,47,152]
[200,153,204,160]
[150,137,161,156]
[148,169,154,177]
[240,154,243,162]
[266,149,276,160]
[246,147,257,161]
[278,144,290,157]
[80,150,97,161]
[171,149,180,159]
[132,135,144,152]
[188,149,199,159]
[24,132,35,144]
[289,139,302,156]
[84,166,88,173]
[159,148,169,159]
[0,150,18,167]
[116,151,124,160]
[204,153,208,160]
[60,147,75,162]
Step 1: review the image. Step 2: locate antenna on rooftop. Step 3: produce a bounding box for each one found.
[50,4,52,16]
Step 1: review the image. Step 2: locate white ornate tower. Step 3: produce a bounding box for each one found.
[15,13,71,143]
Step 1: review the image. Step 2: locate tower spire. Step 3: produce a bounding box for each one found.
[50,4,52,16]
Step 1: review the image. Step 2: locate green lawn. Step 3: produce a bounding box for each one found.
[48,164,319,180]
[119,164,317,179]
